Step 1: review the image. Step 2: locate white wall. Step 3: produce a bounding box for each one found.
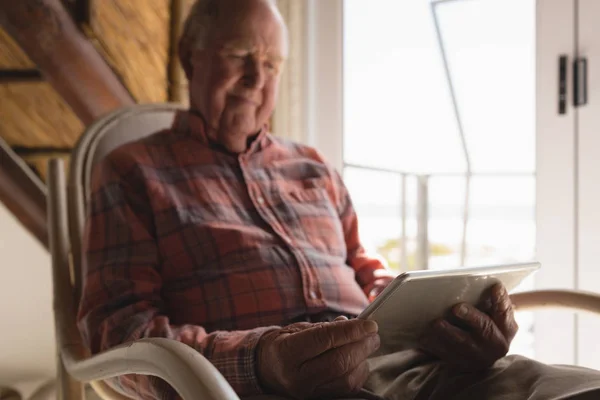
[0,201,56,392]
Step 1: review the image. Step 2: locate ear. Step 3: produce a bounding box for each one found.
[178,39,194,81]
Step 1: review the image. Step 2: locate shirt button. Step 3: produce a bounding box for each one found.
[257,196,265,205]
[309,290,318,299]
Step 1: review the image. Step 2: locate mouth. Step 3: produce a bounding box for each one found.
[230,94,260,106]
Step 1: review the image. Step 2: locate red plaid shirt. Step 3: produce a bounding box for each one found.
[78,110,393,399]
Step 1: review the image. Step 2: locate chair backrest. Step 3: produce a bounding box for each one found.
[49,102,191,400]
[67,103,185,301]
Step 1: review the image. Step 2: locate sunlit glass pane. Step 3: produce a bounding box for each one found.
[436,0,536,173]
[343,167,420,273]
[343,0,466,174]
[465,175,536,265]
[428,176,466,270]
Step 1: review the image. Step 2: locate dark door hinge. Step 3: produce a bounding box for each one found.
[574,57,588,108]
[559,55,568,115]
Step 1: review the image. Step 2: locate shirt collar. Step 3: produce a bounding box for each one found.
[172,109,269,156]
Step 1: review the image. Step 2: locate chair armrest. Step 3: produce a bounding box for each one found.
[511,289,600,315]
[61,338,240,400]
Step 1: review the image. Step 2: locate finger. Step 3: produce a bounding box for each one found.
[279,322,317,334]
[310,362,370,399]
[424,320,493,370]
[490,284,519,342]
[477,285,495,313]
[288,319,378,360]
[419,329,467,367]
[451,303,509,353]
[300,334,380,382]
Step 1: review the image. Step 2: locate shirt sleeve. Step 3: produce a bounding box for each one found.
[332,171,396,299]
[77,150,277,400]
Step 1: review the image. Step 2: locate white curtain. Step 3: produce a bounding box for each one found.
[273,0,307,143]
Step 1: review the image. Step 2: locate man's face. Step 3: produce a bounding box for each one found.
[187,0,288,153]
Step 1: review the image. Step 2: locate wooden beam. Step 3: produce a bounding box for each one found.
[62,0,92,28]
[12,146,73,155]
[168,0,188,104]
[17,148,72,183]
[0,137,48,248]
[0,0,135,125]
[0,0,135,247]
[74,0,91,28]
[0,69,44,83]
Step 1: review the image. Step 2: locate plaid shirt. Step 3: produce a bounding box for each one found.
[78,110,393,399]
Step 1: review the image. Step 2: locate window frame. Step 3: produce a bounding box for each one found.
[304,0,345,172]
[305,0,578,365]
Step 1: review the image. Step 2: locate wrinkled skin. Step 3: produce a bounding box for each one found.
[419,283,519,371]
[179,0,288,153]
[257,317,381,399]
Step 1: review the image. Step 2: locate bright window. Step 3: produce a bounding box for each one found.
[343,0,536,358]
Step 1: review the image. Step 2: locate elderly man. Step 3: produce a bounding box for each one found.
[78,0,600,399]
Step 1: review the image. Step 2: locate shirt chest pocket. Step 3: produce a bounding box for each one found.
[275,180,346,256]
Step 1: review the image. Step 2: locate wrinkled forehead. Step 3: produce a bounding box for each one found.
[209,0,289,57]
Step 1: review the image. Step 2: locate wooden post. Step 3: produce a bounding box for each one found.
[0,0,135,125]
[168,0,188,104]
[0,137,48,248]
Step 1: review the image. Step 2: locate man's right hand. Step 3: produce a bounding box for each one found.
[256,318,380,399]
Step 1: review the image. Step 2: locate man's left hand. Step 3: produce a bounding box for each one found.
[419,283,518,372]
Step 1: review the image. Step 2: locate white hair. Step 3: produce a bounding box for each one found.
[181,0,279,50]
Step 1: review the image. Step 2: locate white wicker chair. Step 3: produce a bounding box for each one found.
[45,103,600,400]
[47,104,240,400]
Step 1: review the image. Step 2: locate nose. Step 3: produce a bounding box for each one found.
[243,56,266,89]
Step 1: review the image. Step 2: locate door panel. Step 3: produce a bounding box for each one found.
[536,0,577,365]
[576,0,600,371]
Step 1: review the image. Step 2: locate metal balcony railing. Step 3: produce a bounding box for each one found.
[344,162,535,271]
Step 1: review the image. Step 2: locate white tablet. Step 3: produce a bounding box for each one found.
[358,262,540,354]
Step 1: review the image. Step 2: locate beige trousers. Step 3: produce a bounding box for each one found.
[246,351,600,400]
